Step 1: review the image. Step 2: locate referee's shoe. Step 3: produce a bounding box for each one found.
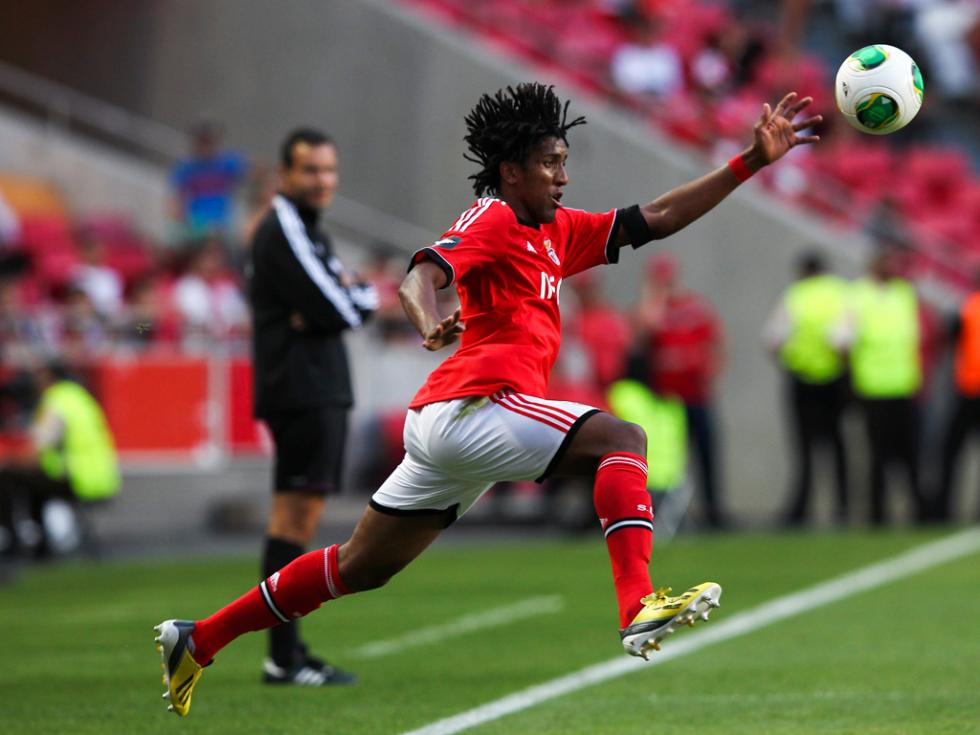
[263,650,357,686]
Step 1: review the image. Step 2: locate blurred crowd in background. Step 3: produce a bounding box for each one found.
[1,0,979,561]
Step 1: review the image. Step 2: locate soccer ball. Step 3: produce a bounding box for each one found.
[834,44,924,135]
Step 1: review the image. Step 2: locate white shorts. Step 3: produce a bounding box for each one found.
[370,389,599,520]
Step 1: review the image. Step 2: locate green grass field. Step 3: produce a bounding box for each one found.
[1,528,978,735]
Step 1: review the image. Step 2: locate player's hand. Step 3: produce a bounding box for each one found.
[749,92,822,167]
[422,308,465,351]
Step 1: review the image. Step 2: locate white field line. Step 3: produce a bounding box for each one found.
[400,528,980,735]
[349,595,564,659]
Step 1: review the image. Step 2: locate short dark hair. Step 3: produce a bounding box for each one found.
[463,83,586,197]
[280,128,335,168]
[797,250,826,277]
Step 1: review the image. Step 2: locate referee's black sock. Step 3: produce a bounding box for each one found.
[262,536,305,667]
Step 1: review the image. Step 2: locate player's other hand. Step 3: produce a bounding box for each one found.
[749,92,822,167]
[422,308,465,351]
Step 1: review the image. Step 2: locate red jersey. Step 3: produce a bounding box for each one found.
[409,198,620,407]
[647,292,721,404]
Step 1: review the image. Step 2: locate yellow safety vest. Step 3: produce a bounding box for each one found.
[607,379,687,492]
[780,274,848,383]
[38,380,121,501]
[849,278,921,398]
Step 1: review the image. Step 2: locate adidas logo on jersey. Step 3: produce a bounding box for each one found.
[526,241,536,252]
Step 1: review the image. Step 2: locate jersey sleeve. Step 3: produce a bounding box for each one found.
[558,207,622,278]
[408,199,501,287]
[264,197,363,332]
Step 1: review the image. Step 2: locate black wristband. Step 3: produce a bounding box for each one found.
[621,204,655,249]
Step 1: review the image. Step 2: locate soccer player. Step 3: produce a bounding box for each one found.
[155,83,820,716]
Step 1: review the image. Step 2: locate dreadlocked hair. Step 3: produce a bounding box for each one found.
[463,83,586,197]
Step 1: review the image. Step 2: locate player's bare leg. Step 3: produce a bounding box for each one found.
[551,411,721,658]
[337,506,452,592]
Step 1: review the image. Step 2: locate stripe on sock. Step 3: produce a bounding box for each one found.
[603,518,655,538]
[324,544,347,599]
[259,580,291,623]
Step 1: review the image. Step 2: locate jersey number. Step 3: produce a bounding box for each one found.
[539,272,562,302]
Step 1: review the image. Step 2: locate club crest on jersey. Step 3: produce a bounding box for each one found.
[544,239,560,266]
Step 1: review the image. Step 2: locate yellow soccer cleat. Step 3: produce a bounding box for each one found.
[620,582,722,660]
[154,619,204,716]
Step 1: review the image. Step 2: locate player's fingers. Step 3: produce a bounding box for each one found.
[772,91,796,118]
[756,102,771,128]
[791,114,822,131]
[794,134,821,145]
[785,96,813,118]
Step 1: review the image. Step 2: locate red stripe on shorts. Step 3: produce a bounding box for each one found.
[507,392,580,423]
[490,393,571,433]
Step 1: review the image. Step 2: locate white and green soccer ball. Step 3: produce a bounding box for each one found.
[834,44,924,135]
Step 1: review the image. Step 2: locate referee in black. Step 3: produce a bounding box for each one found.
[250,128,376,686]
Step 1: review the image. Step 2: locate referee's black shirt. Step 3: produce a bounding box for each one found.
[249,194,373,417]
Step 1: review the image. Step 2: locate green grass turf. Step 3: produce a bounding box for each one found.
[0,529,976,734]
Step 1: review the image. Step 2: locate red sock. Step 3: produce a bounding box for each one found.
[189,544,347,664]
[593,452,654,628]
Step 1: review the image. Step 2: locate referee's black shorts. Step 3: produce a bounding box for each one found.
[264,406,348,495]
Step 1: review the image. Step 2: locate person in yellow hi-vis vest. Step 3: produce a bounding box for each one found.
[843,246,926,526]
[0,361,119,557]
[763,252,850,527]
[606,378,688,540]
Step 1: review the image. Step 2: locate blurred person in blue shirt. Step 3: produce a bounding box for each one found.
[170,121,247,241]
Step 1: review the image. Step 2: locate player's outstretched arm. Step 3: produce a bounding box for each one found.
[615,92,821,247]
[398,260,466,351]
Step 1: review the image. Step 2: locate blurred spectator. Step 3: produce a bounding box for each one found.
[72,229,124,319]
[610,13,684,99]
[115,277,176,351]
[915,0,980,102]
[0,360,119,558]
[172,239,249,350]
[59,285,111,361]
[691,24,767,98]
[763,251,851,526]
[933,269,980,522]
[566,272,631,391]
[0,278,58,360]
[170,121,248,241]
[843,244,926,525]
[634,252,729,528]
